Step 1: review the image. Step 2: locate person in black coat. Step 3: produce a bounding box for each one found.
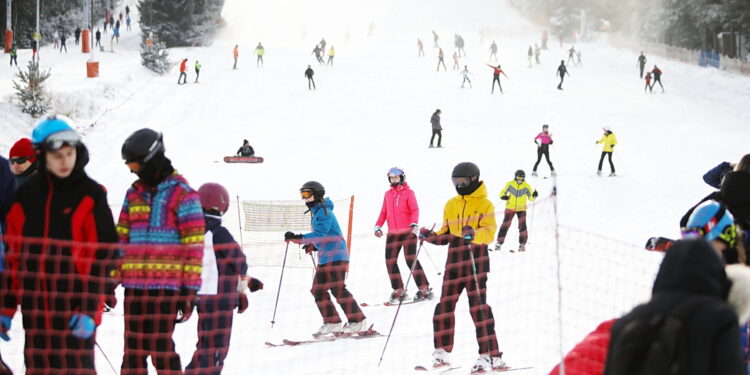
[603,239,744,375]
[305,65,316,90]
[683,154,750,231]
[236,140,255,157]
[1,117,119,374]
[0,156,16,374]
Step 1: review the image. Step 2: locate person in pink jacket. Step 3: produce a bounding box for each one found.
[375,167,432,303]
[532,124,556,177]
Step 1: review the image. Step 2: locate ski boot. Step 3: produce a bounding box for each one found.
[596,170,603,177]
[609,172,617,177]
[413,287,434,302]
[531,171,538,177]
[551,170,557,177]
[389,288,408,304]
[471,354,506,373]
[432,349,450,368]
[518,244,526,252]
[493,243,502,251]
[313,322,343,337]
[345,319,368,335]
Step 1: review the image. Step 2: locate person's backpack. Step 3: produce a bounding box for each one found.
[606,296,712,375]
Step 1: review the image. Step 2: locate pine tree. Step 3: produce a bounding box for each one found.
[140,39,171,74]
[138,0,226,47]
[12,59,51,118]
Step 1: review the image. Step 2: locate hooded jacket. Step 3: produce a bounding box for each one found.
[375,182,419,234]
[499,179,535,212]
[721,171,750,229]
[603,239,743,375]
[301,197,348,265]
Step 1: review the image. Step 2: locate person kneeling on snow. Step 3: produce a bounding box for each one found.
[236,140,255,157]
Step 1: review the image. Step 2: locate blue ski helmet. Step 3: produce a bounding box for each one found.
[31,114,80,149]
[682,200,737,248]
[387,167,405,184]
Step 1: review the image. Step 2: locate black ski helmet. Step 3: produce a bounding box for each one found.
[515,169,526,178]
[121,128,164,164]
[452,162,480,179]
[300,181,325,199]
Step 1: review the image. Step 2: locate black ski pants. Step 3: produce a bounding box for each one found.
[496,209,527,245]
[257,55,263,66]
[437,58,446,71]
[122,289,182,375]
[533,145,554,172]
[178,72,187,85]
[639,63,645,78]
[462,77,472,87]
[598,151,615,173]
[9,54,16,66]
[385,232,429,291]
[311,261,365,324]
[194,69,200,83]
[492,75,503,94]
[22,314,96,375]
[430,130,442,147]
[307,77,316,90]
[557,75,565,89]
[653,77,664,92]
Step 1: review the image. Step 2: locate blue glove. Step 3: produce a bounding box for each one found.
[69,313,95,339]
[462,225,475,244]
[0,315,11,341]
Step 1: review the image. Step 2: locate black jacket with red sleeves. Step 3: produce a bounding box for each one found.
[3,146,118,327]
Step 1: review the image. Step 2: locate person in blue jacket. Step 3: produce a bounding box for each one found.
[285,181,369,336]
[186,182,263,375]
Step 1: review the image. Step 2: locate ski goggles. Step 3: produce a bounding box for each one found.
[681,224,737,248]
[452,177,471,188]
[300,189,314,199]
[43,130,81,151]
[10,156,31,164]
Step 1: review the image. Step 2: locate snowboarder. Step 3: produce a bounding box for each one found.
[305,65,316,90]
[236,140,255,157]
[567,46,576,65]
[178,58,188,85]
[118,128,205,374]
[429,109,442,148]
[418,162,503,373]
[284,181,369,336]
[374,167,432,303]
[650,65,664,93]
[8,137,37,185]
[489,40,498,62]
[486,64,509,94]
[637,52,647,78]
[185,182,262,375]
[418,38,425,56]
[644,72,653,93]
[437,48,447,71]
[495,170,537,252]
[556,60,569,90]
[461,65,472,88]
[532,124,555,177]
[233,45,239,69]
[527,45,533,67]
[452,51,459,70]
[60,33,67,53]
[432,30,439,47]
[194,60,201,83]
[254,42,264,66]
[95,29,101,48]
[327,46,335,66]
[74,27,81,45]
[3,115,119,374]
[596,127,617,176]
[8,43,17,66]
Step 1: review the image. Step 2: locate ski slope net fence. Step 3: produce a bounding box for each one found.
[0,195,666,374]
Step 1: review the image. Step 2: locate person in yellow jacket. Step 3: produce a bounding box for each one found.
[596,127,618,176]
[327,46,335,66]
[419,162,504,373]
[495,170,537,252]
[254,42,264,67]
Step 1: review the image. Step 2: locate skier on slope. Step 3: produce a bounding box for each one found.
[418,38,425,56]
[254,42,265,66]
[178,58,188,85]
[637,51,647,78]
[534,43,541,64]
[532,124,555,177]
[74,27,81,45]
[486,64,509,94]
[567,46,576,65]
[418,162,504,373]
[284,181,370,336]
[461,65,473,88]
[489,41,498,62]
[495,170,537,252]
[437,48,447,71]
[305,65,316,90]
[429,109,442,148]
[327,46,335,66]
[527,46,533,67]
[595,127,617,176]
[452,51,459,70]
[233,45,239,69]
[650,65,664,93]
[236,140,255,157]
[644,72,653,93]
[556,60,569,90]
[374,167,432,304]
[185,182,263,375]
[194,60,201,83]
[432,30,439,47]
[95,29,101,48]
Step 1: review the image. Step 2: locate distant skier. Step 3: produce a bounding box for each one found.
[650,65,664,93]
[461,65,472,88]
[418,38,425,56]
[455,34,465,57]
[495,170,537,252]
[644,72,653,93]
[305,65,316,90]
[126,15,131,31]
[319,38,326,53]
[312,45,324,65]
[9,43,17,66]
[233,45,239,69]
[429,109,442,148]
[53,30,60,49]
[254,43,264,66]
[637,51,647,78]
[527,46,533,67]
[556,60,569,90]
[178,58,188,85]
[437,48,447,71]
[534,43,541,64]
[284,181,369,337]
[60,33,67,53]
[489,40,498,62]
[432,30,439,47]
[595,127,617,176]
[194,60,201,83]
[542,30,549,49]
[532,124,555,177]
[125,5,130,17]
[452,51,459,70]
[575,50,582,66]
[74,27,81,45]
[567,46,576,65]
[95,29,101,48]
[486,64,509,94]
[327,46,335,66]
[236,140,255,157]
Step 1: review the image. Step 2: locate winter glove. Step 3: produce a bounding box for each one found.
[609,144,615,148]
[549,140,553,144]
[500,195,510,201]
[462,225,475,244]
[532,191,538,198]
[374,226,383,238]
[410,224,420,236]
[237,293,249,314]
[419,227,436,242]
[238,275,264,293]
[284,231,303,244]
[175,289,196,324]
[0,316,11,341]
[249,277,264,292]
[303,243,318,255]
[69,313,95,339]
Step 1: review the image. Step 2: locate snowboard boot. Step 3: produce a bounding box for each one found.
[413,287,434,302]
[433,349,450,368]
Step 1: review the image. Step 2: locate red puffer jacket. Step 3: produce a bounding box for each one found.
[548,319,615,375]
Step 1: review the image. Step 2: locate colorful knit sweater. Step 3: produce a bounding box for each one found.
[116,172,204,290]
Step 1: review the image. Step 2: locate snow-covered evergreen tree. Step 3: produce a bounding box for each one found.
[12,60,51,118]
[140,40,171,74]
[138,0,225,47]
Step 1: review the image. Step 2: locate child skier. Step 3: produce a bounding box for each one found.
[644,72,653,93]
[495,170,538,252]
[461,65,472,88]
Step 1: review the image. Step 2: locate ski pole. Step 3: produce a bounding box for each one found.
[467,242,494,368]
[420,246,442,276]
[527,199,537,245]
[271,241,291,328]
[96,341,119,375]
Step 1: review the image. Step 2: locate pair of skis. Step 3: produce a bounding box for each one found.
[265,324,382,347]
[414,364,533,373]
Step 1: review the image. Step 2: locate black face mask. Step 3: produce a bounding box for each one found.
[305,200,320,209]
[455,179,481,196]
[137,153,174,187]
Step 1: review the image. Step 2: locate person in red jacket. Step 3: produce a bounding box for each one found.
[178,58,188,85]
[644,72,653,93]
[548,319,615,375]
[233,45,239,69]
[486,64,509,94]
[374,167,432,303]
